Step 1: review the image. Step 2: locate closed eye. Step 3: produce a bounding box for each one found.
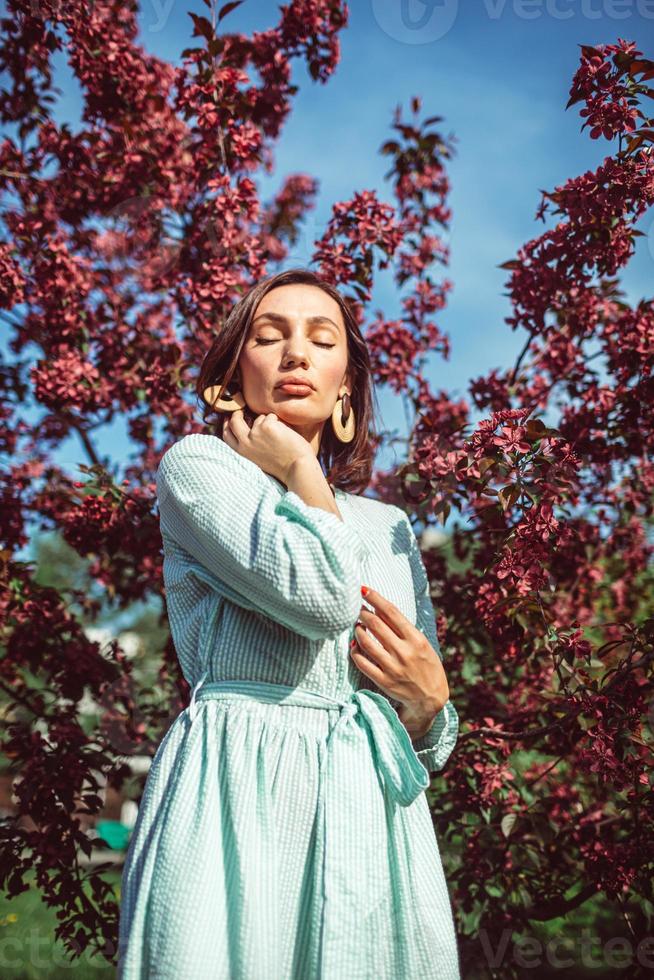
[255,339,335,349]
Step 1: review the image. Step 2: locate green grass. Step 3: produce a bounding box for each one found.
[1,871,121,978]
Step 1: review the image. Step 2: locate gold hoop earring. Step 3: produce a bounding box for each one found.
[331,391,355,443]
[202,379,247,413]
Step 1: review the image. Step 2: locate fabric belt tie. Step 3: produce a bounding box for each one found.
[188,671,429,807]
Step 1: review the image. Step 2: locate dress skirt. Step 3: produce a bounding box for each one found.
[117,676,461,979]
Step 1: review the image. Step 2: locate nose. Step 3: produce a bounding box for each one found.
[281,341,310,368]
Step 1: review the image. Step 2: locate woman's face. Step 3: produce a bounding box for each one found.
[238,283,352,451]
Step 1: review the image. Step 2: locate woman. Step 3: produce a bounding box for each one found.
[118,267,460,979]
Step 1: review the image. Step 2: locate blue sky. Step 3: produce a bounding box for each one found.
[6,0,654,490]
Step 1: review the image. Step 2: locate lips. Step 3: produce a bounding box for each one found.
[275,377,315,390]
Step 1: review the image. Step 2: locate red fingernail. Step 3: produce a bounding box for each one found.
[361,585,369,596]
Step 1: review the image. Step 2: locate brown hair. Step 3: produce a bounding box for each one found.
[195,267,380,495]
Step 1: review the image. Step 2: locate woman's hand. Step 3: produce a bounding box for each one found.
[222,409,314,485]
[350,585,450,740]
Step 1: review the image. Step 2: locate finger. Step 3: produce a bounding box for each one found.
[228,408,248,438]
[358,605,406,652]
[349,644,388,687]
[353,620,396,672]
[360,586,411,640]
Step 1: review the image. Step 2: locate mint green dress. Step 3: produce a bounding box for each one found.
[118,432,460,979]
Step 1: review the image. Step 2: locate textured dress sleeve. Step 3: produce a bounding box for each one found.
[400,509,459,774]
[156,433,366,642]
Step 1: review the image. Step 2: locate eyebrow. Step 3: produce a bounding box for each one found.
[251,312,340,332]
